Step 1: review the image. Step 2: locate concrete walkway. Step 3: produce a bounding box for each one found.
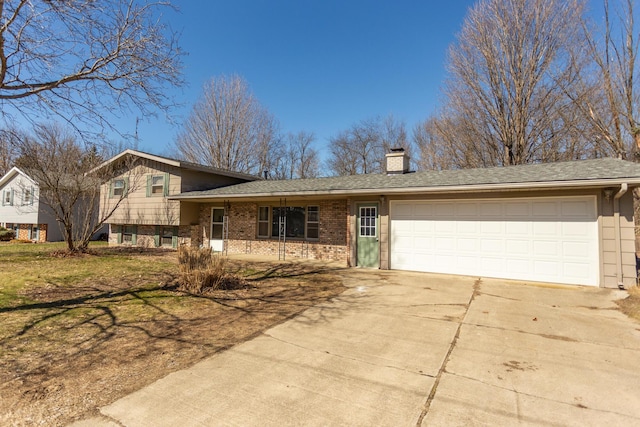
[71,269,640,426]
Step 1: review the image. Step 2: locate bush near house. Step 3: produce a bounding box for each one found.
[0,227,15,241]
[177,246,246,293]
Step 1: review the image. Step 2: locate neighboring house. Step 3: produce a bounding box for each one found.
[168,150,640,289]
[0,167,63,242]
[95,150,258,249]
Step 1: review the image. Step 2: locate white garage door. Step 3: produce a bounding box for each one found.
[390,197,599,286]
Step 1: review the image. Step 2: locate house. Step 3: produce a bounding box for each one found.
[167,150,640,289]
[0,167,63,242]
[95,149,258,249]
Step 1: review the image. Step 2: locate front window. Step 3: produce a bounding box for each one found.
[307,206,319,239]
[151,175,165,195]
[258,206,269,237]
[272,207,306,239]
[262,206,319,240]
[3,190,11,206]
[112,179,125,197]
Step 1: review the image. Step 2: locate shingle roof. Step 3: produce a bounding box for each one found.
[171,158,640,200]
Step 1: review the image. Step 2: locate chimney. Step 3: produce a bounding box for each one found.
[385,147,410,174]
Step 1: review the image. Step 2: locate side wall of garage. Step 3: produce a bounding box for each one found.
[600,189,636,289]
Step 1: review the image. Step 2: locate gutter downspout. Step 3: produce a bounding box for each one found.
[613,183,628,289]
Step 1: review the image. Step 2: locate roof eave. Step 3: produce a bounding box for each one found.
[169,178,639,201]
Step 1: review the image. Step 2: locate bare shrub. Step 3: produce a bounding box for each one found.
[177,246,246,293]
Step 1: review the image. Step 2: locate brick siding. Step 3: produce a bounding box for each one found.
[14,223,47,241]
[199,199,349,263]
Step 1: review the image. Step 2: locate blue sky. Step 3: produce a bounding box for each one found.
[128,0,477,158]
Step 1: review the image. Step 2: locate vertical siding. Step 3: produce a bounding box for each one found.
[600,190,637,289]
[379,198,389,270]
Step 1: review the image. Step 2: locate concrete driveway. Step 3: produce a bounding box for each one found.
[72,267,640,426]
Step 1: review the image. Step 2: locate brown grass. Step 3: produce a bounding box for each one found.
[0,243,346,426]
[617,285,640,323]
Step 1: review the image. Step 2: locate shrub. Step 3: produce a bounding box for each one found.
[177,246,245,293]
[0,227,16,241]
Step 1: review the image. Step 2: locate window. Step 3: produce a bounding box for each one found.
[272,207,306,239]
[306,206,319,239]
[211,208,225,239]
[258,206,269,237]
[261,206,319,240]
[151,175,164,195]
[23,188,32,205]
[112,179,125,197]
[122,225,136,243]
[359,206,377,237]
[147,174,169,197]
[161,227,174,247]
[2,190,11,206]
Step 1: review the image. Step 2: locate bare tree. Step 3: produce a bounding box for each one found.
[0,128,20,176]
[574,0,640,159]
[14,124,141,252]
[0,0,183,137]
[175,75,279,175]
[439,0,590,166]
[326,115,411,176]
[413,117,456,171]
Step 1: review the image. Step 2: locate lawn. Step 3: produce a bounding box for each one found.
[0,242,346,426]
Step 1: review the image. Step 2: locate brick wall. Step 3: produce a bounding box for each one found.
[13,223,47,241]
[199,199,350,263]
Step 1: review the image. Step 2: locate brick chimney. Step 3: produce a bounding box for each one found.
[385,147,410,174]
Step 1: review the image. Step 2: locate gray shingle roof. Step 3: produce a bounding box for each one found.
[171,158,640,199]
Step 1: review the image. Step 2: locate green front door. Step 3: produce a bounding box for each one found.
[357,203,379,268]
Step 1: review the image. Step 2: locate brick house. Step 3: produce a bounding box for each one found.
[170,152,640,289]
[0,167,62,242]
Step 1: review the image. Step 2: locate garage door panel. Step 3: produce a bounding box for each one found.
[481,239,504,253]
[507,259,530,274]
[457,221,477,233]
[506,239,528,254]
[435,221,455,233]
[506,221,529,235]
[456,202,478,217]
[533,221,559,235]
[533,202,558,216]
[562,241,590,258]
[435,237,455,251]
[561,200,591,217]
[480,203,502,217]
[390,197,598,286]
[533,240,559,257]
[562,222,591,237]
[435,204,454,217]
[506,202,529,217]
[458,238,478,252]
[480,222,502,234]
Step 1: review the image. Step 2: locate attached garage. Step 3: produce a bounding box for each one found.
[390,197,599,286]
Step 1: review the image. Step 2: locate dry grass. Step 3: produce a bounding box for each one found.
[177,246,246,292]
[617,285,640,322]
[0,242,346,426]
